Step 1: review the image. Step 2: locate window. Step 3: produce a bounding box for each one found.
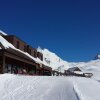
[24,45,26,52]
[29,49,31,55]
[41,55,43,61]
[17,41,20,49]
[34,51,37,57]
[37,52,39,58]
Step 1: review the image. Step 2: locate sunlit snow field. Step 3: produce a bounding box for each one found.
[0,74,100,100]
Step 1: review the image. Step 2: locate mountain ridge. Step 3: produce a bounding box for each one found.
[37,47,100,72]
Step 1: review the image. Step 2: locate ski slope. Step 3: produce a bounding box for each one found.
[0,74,100,100]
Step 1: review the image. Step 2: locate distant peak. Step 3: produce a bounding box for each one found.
[94,54,100,60]
[37,46,42,53]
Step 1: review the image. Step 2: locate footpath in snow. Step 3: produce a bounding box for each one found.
[0,74,100,100]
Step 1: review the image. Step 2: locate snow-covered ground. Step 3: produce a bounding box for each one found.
[0,74,100,100]
[73,77,100,100]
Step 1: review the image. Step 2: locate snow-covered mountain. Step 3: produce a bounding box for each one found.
[37,47,100,74]
[37,47,70,72]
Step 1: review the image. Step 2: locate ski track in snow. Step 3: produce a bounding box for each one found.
[0,74,100,100]
[0,74,79,100]
[72,77,100,100]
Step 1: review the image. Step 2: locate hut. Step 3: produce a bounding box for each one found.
[64,67,81,76]
[65,67,93,77]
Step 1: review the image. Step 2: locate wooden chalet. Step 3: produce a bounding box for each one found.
[0,34,52,76]
[64,67,82,76]
[64,67,93,77]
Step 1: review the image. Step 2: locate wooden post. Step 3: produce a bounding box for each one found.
[23,63,26,74]
[11,64,13,74]
[2,55,5,74]
[25,63,28,74]
[35,64,37,75]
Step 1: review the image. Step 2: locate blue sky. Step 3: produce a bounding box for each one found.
[0,0,100,62]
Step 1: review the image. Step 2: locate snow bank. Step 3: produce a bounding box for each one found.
[74,71,84,75]
[0,74,100,100]
[0,74,78,100]
[73,77,100,100]
[76,60,100,80]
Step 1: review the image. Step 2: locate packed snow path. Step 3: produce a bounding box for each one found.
[0,74,100,100]
[0,74,78,100]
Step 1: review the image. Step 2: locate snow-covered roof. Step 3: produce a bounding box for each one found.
[68,67,81,72]
[0,33,50,67]
[0,35,15,49]
[0,30,7,36]
[74,71,84,75]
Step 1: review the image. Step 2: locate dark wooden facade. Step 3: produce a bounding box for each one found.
[3,35,37,57]
[0,35,52,76]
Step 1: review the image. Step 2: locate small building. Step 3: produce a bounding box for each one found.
[64,67,82,76]
[64,67,81,75]
[65,67,93,77]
